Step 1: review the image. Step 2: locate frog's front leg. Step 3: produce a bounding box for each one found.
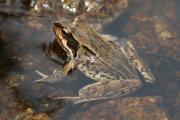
[118,39,156,83]
[62,45,87,75]
[35,46,85,83]
[35,68,67,83]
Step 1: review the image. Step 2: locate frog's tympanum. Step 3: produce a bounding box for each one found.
[36,16,155,104]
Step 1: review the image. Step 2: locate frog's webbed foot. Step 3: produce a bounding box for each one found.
[34,68,67,83]
[34,56,76,83]
[34,70,49,83]
[117,39,156,83]
[55,79,142,104]
[35,70,49,79]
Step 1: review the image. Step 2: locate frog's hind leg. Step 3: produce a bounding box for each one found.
[75,79,142,104]
[118,39,156,83]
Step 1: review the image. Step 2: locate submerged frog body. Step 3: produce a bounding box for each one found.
[36,16,155,104]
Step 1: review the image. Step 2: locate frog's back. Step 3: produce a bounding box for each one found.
[76,48,139,82]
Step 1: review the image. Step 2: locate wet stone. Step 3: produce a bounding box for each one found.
[0,0,179,119]
[68,96,168,120]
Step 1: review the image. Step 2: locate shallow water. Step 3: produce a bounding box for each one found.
[0,0,179,120]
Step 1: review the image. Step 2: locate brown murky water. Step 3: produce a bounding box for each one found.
[0,0,179,120]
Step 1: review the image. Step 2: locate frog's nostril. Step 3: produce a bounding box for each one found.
[54,22,59,27]
[54,22,63,29]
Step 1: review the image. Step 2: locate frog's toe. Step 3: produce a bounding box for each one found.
[143,73,156,83]
[34,78,49,83]
[79,79,142,101]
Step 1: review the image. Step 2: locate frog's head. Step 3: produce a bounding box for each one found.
[53,22,79,58]
[53,22,68,40]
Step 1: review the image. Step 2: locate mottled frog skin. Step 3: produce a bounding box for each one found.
[36,16,155,104]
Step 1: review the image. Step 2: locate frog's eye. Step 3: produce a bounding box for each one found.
[61,29,67,36]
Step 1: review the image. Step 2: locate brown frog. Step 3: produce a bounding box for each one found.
[36,16,155,104]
